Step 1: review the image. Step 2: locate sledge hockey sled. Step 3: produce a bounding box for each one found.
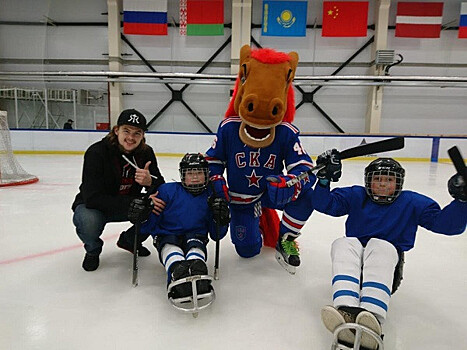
[167,274,215,318]
[331,323,384,350]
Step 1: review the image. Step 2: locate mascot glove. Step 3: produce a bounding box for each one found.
[448,173,467,202]
[267,174,302,206]
[209,175,230,202]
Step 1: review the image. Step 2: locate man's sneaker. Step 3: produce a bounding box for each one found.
[168,261,192,299]
[189,259,212,295]
[275,237,300,274]
[82,254,99,271]
[117,233,151,257]
[356,311,382,350]
[321,305,356,346]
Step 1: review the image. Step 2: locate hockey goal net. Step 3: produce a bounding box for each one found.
[0,111,38,186]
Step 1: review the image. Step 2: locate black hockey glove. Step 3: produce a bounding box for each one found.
[128,197,153,224]
[208,196,230,226]
[316,149,342,185]
[448,173,467,202]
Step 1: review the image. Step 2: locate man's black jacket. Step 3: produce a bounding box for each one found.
[72,137,165,217]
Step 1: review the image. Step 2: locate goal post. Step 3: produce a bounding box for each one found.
[0,111,38,187]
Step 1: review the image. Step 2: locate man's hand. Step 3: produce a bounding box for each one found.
[149,191,166,215]
[135,161,152,187]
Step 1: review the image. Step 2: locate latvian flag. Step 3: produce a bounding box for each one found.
[460,3,467,39]
[123,0,168,35]
[395,2,443,38]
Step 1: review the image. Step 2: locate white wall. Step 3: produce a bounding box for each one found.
[1,0,466,134]
[9,130,467,163]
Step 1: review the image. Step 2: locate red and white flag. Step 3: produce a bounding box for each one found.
[395,2,443,38]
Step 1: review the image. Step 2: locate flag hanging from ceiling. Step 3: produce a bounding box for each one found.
[395,2,443,38]
[321,1,368,37]
[180,0,224,36]
[459,3,467,39]
[261,1,308,37]
[322,1,368,37]
[123,0,168,35]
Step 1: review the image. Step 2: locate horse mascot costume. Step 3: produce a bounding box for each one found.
[206,45,316,274]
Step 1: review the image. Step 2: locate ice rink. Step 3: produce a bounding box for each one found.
[1,154,466,350]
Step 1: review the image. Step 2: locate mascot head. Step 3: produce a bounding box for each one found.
[225,45,298,148]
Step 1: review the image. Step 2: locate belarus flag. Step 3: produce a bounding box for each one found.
[123,0,168,35]
[459,3,467,39]
[395,2,443,38]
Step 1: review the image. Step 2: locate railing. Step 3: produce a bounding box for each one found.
[0,71,467,88]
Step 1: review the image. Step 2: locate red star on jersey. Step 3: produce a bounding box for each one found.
[245,169,263,188]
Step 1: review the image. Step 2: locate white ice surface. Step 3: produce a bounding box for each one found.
[1,155,466,350]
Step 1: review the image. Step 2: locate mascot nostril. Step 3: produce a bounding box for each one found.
[206,44,316,274]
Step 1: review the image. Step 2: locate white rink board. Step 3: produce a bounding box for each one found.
[10,130,467,161]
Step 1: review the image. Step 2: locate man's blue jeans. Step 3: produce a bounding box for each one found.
[73,204,130,256]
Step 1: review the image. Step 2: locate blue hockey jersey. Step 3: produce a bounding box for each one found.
[313,184,467,252]
[206,117,315,204]
[140,182,227,240]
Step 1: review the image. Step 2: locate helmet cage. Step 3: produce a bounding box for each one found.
[179,153,209,195]
[364,158,405,204]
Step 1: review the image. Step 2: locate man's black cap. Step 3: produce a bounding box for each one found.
[117,109,147,131]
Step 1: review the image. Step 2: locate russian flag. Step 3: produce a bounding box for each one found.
[123,0,168,35]
[460,3,467,39]
[395,2,443,38]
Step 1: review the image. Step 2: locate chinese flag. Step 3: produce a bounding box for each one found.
[395,2,443,38]
[322,1,369,37]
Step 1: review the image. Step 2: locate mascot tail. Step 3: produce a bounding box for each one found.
[260,208,280,248]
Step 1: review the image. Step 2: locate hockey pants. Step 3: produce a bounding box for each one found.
[229,186,314,258]
[331,237,399,323]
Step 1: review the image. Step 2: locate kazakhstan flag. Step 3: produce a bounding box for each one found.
[262,1,307,37]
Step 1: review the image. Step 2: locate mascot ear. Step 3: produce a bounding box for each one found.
[287,51,299,82]
[240,45,251,65]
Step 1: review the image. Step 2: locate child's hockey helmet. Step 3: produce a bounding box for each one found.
[179,153,209,195]
[364,158,405,204]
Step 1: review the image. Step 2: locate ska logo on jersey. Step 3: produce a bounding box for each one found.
[245,169,263,187]
[235,151,277,169]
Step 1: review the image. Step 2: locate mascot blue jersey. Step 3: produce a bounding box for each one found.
[140,182,227,240]
[313,184,467,252]
[206,117,315,205]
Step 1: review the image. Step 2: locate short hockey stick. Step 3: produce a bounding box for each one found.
[131,184,158,287]
[213,220,221,281]
[209,182,221,280]
[132,221,140,287]
[281,137,405,187]
[448,146,467,195]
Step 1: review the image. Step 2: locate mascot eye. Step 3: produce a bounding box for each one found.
[272,106,278,115]
[248,102,254,112]
[286,69,293,82]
